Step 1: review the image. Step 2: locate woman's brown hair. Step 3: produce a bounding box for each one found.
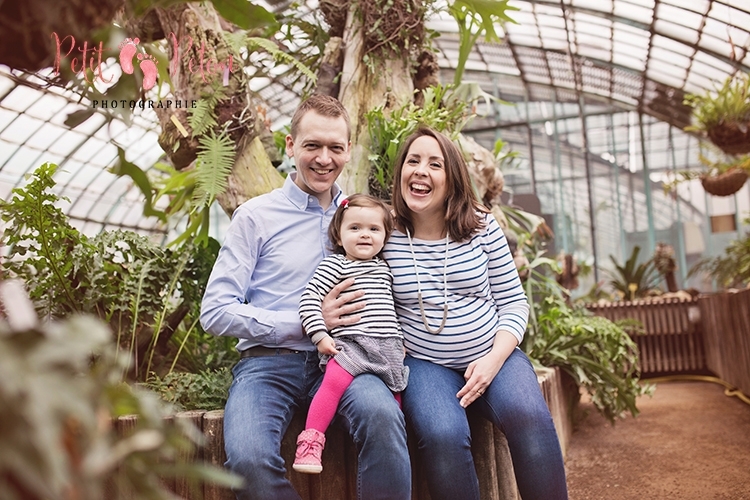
[391,127,487,242]
[328,193,394,257]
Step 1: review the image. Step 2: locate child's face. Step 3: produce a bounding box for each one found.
[337,206,387,261]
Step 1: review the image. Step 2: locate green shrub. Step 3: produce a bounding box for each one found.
[365,84,467,198]
[146,368,233,411]
[688,214,750,288]
[511,214,652,423]
[605,246,661,300]
[0,162,232,382]
[522,295,652,423]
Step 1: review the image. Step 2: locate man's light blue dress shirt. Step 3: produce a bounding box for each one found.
[200,173,343,352]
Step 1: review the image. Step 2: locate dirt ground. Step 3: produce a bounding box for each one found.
[565,380,750,500]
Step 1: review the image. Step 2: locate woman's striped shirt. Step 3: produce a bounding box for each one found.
[381,213,529,370]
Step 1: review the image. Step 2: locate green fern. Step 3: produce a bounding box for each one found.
[247,37,317,84]
[193,129,236,209]
[0,163,85,318]
[188,100,218,137]
[222,30,247,55]
[187,85,228,137]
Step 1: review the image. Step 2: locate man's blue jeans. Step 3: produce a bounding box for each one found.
[223,351,411,500]
[403,349,568,500]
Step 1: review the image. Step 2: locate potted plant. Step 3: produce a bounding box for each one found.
[684,73,750,155]
[605,246,662,301]
[664,154,750,197]
[699,156,749,196]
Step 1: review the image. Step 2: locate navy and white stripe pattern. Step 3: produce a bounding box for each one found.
[299,254,402,343]
[382,213,529,370]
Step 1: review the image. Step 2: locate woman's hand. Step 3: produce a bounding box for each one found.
[321,278,366,329]
[457,330,517,407]
[316,336,339,355]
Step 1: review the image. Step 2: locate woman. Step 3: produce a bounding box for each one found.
[324,127,567,499]
[383,127,567,499]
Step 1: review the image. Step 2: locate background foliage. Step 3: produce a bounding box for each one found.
[0,307,240,500]
[688,214,750,288]
[1,163,236,406]
[506,203,652,422]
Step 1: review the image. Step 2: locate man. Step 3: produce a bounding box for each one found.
[200,94,411,500]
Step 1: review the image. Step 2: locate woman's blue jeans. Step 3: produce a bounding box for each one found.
[403,349,568,500]
[223,351,411,500]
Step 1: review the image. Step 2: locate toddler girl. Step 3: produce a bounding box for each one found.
[293,194,408,474]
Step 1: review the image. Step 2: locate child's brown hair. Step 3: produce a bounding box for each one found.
[328,194,394,257]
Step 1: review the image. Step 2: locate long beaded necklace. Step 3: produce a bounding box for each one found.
[406,228,449,334]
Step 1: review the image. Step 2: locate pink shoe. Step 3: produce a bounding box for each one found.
[292,429,326,474]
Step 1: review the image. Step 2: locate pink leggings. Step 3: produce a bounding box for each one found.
[306,358,402,433]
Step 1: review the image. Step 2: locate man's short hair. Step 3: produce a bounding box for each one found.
[290,94,351,140]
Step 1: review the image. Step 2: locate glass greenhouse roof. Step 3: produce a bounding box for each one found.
[0,0,749,273]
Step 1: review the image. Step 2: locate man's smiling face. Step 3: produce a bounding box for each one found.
[286,110,351,208]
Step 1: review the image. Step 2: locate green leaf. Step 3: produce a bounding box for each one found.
[211,0,277,30]
[247,37,317,84]
[188,100,219,137]
[454,0,520,39]
[101,75,138,125]
[64,109,95,129]
[109,148,167,222]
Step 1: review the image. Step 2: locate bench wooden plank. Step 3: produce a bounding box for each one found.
[114,367,577,500]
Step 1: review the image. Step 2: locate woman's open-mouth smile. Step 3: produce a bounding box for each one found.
[409,181,432,195]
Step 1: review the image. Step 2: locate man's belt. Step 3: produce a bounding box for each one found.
[240,346,302,358]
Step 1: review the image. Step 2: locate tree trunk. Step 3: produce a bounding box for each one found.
[154,3,282,216]
[336,3,413,195]
[457,134,505,206]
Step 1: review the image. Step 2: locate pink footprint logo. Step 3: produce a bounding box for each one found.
[118,37,158,91]
[137,53,158,91]
[118,37,140,74]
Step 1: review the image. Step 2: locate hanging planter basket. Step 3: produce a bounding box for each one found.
[700,168,748,197]
[706,120,750,156]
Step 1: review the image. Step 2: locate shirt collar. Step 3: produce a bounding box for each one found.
[283,172,344,211]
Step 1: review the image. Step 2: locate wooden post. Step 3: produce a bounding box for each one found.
[160,414,175,494]
[493,430,520,500]
[469,416,499,500]
[203,410,233,500]
[174,410,206,499]
[107,367,578,499]
[111,415,138,500]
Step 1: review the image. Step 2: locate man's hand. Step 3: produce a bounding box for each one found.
[316,335,339,355]
[321,278,365,329]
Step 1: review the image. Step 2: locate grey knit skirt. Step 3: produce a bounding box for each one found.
[320,334,409,392]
